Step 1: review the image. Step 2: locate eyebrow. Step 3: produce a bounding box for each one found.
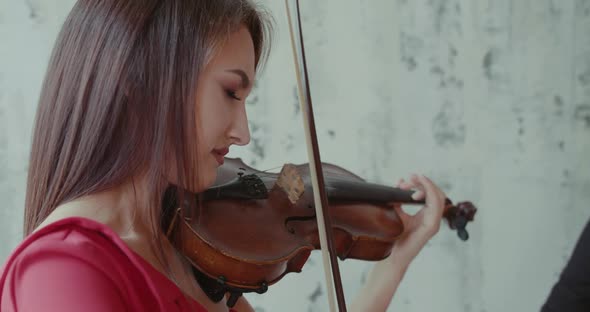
[225,69,251,89]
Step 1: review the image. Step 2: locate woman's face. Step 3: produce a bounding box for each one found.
[193,26,256,190]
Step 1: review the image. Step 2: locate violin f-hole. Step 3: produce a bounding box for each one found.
[284,214,316,234]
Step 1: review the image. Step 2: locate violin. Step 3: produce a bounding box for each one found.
[162,158,477,307]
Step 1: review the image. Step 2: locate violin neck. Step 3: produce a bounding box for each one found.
[325,180,424,204]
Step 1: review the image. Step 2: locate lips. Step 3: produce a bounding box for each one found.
[212,147,229,165]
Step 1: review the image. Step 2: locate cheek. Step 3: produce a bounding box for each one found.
[197,94,230,148]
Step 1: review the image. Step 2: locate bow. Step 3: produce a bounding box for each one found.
[285,1,347,311]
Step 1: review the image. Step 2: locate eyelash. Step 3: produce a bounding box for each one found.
[225,90,242,101]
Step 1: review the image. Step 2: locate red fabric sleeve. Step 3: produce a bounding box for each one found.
[2,247,127,312]
[1,217,224,311]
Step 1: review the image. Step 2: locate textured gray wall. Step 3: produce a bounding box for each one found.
[1,0,589,311]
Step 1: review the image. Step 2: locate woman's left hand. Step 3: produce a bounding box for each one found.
[387,173,447,267]
[349,174,446,312]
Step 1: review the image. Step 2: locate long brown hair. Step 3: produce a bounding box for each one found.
[24,0,271,252]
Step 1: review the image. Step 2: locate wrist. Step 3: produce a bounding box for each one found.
[350,255,409,312]
[390,230,434,265]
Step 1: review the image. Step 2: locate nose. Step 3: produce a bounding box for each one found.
[228,104,251,146]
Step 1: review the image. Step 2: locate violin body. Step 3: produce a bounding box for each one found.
[164,158,476,306]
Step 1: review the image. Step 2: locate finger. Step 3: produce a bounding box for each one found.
[397,179,417,190]
[421,176,446,209]
[393,205,411,220]
[409,174,426,193]
[413,175,439,196]
[411,189,425,200]
[418,176,444,235]
[398,176,426,200]
[409,174,423,187]
[420,175,446,199]
[390,202,402,209]
[396,178,404,188]
[399,174,424,187]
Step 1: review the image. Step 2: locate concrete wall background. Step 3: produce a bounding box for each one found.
[1,0,589,311]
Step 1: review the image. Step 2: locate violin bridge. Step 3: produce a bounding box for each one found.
[275,164,305,204]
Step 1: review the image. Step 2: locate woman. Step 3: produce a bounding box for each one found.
[0,0,448,311]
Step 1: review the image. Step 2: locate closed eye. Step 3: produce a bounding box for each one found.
[226,90,242,101]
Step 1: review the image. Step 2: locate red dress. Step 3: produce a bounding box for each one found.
[0,217,237,312]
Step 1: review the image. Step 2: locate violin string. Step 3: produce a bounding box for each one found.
[236,168,360,185]
[261,165,283,173]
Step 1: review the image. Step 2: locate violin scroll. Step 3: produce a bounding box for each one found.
[443,200,477,241]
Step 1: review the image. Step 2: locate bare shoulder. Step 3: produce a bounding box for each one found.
[35,196,161,264]
[36,198,124,235]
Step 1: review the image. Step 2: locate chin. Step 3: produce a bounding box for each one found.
[200,162,219,190]
[186,166,217,194]
[203,170,218,189]
[190,176,216,193]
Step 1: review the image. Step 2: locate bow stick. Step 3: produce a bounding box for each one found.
[285,1,347,311]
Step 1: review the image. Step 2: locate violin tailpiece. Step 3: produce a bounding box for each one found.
[275,164,305,204]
